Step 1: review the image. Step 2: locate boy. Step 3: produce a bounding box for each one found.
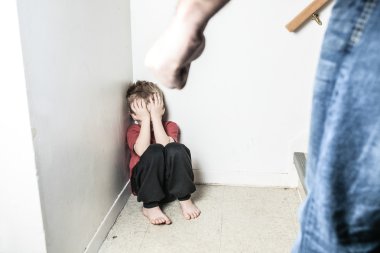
[126,80,201,225]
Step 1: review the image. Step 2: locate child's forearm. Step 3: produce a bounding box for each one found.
[151,117,172,146]
[134,119,151,156]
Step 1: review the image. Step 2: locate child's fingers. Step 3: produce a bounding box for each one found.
[133,100,139,110]
[151,94,156,106]
[148,96,154,106]
[154,93,158,105]
[157,93,164,107]
[141,99,147,109]
[154,93,160,104]
[131,101,137,112]
[155,93,161,105]
[158,94,163,106]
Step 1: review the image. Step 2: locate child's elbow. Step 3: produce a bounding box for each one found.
[134,148,144,156]
[134,145,148,157]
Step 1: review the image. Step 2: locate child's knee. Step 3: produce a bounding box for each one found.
[165,143,189,157]
[143,144,165,158]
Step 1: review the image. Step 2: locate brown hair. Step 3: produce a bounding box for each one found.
[126,80,164,113]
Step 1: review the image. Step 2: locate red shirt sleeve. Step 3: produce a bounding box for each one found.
[165,121,180,142]
[126,124,141,152]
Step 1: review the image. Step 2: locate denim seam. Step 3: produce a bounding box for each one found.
[299,194,316,252]
[348,0,378,48]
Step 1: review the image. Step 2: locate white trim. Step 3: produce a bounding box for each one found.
[84,180,131,253]
[193,169,298,188]
[297,179,307,201]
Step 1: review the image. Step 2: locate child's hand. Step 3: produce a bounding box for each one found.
[131,99,150,122]
[149,93,165,120]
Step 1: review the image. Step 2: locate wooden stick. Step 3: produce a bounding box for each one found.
[286,0,331,32]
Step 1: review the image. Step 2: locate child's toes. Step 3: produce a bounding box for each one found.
[184,212,191,220]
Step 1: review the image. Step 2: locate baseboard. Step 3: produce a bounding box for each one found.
[84,180,131,253]
[193,169,298,188]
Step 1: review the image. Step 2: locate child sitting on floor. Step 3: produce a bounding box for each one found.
[126,80,201,225]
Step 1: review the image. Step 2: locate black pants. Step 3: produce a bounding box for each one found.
[131,143,196,208]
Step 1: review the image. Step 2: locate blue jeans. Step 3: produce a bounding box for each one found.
[293,0,380,252]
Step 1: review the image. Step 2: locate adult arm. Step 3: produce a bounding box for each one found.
[145,0,230,89]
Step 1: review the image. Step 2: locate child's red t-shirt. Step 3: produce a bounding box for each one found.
[126,121,179,177]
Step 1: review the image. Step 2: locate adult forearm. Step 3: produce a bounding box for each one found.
[151,117,171,146]
[134,119,151,156]
[175,0,230,28]
[145,0,230,89]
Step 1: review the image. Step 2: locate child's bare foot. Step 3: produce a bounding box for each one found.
[179,199,201,220]
[143,206,172,225]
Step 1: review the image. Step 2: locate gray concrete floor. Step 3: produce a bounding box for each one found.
[99,185,302,253]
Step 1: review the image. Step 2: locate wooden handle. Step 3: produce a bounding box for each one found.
[286,0,331,32]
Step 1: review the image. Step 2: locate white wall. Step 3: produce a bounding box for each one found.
[16,0,133,252]
[0,2,47,253]
[131,0,332,187]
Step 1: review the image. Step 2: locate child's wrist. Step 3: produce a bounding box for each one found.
[150,114,162,121]
[140,117,151,124]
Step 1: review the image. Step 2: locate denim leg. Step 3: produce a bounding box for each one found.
[294,0,380,252]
